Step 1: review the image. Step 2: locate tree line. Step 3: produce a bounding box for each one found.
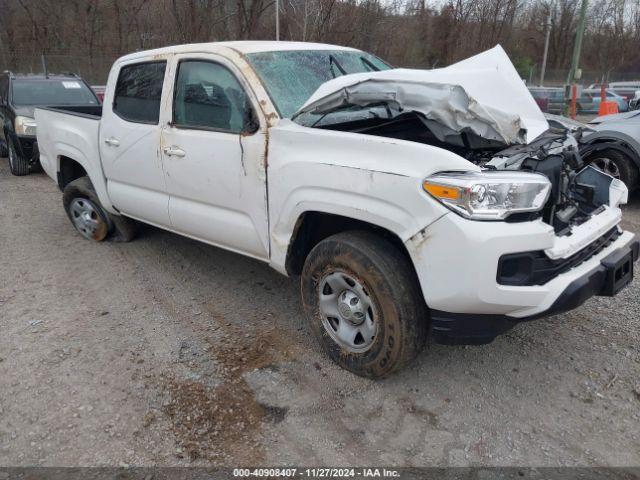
[1,0,639,85]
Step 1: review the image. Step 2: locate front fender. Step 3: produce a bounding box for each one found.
[266,123,468,274]
[582,130,640,170]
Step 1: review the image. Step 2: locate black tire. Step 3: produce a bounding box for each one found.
[301,230,428,378]
[7,137,29,176]
[62,176,138,242]
[109,213,138,242]
[30,159,43,173]
[0,140,7,158]
[587,148,639,190]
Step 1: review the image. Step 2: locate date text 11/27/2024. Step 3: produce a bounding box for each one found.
[232,468,401,478]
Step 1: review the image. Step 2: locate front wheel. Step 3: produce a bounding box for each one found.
[301,231,428,378]
[8,137,29,176]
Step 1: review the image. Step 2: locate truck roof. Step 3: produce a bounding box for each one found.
[116,41,359,63]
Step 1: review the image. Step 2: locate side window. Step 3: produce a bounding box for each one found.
[113,61,166,124]
[173,60,248,133]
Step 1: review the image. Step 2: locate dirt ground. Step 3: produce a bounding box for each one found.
[0,159,639,467]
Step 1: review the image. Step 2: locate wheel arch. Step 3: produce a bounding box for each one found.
[58,155,88,190]
[581,133,640,171]
[53,148,114,213]
[284,211,422,289]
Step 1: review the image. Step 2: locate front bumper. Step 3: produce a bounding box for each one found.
[407,208,637,344]
[431,240,638,344]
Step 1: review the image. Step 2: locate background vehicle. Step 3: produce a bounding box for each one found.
[528,87,564,114]
[91,85,106,102]
[628,90,640,110]
[0,72,99,175]
[545,112,640,190]
[35,42,637,377]
[608,81,640,103]
[588,82,640,103]
[581,110,640,189]
[577,89,628,114]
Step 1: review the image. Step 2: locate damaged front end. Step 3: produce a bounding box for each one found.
[292,45,628,234]
[483,129,628,233]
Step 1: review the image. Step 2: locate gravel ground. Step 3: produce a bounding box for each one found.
[0,159,639,467]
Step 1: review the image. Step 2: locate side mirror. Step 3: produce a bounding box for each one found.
[243,101,260,135]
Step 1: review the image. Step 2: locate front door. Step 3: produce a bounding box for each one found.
[160,55,269,260]
[100,59,172,227]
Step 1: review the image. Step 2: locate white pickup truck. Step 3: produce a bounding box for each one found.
[35,41,638,378]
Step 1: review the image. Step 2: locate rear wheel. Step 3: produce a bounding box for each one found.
[8,138,29,176]
[63,176,138,242]
[63,178,111,241]
[587,148,639,190]
[301,231,428,378]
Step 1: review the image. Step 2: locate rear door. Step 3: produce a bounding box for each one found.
[100,59,172,227]
[160,54,269,260]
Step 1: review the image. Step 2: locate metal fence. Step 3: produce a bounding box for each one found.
[3,54,640,90]
[0,55,118,85]
[524,67,640,88]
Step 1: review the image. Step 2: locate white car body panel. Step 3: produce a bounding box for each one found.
[100,54,173,228]
[159,52,271,260]
[267,120,472,273]
[408,211,634,317]
[36,109,114,211]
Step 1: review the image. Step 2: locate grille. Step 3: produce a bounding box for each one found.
[497,227,621,286]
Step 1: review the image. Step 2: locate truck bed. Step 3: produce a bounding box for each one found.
[34,105,103,187]
[39,104,103,119]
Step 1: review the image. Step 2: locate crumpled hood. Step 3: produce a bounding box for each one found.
[294,45,548,145]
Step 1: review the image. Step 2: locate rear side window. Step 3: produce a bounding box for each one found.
[114,62,166,124]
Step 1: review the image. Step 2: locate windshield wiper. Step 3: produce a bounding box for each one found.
[360,56,380,72]
[329,54,347,78]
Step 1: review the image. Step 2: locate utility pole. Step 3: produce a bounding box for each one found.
[539,5,552,86]
[41,54,48,78]
[567,0,588,85]
[567,0,588,118]
[275,0,280,41]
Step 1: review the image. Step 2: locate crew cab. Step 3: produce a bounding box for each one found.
[0,72,100,175]
[35,42,639,378]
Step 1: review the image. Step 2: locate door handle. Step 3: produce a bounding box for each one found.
[104,137,120,147]
[163,146,186,158]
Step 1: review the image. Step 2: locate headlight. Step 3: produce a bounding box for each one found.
[423,171,551,220]
[15,116,37,136]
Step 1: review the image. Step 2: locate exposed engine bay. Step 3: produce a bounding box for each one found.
[307,110,624,235]
[291,46,627,235]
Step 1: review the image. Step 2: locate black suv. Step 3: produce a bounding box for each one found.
[0,72,100,175]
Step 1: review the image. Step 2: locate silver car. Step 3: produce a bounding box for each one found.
[545,112,640,189]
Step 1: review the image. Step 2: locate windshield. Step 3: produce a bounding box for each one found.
[11,78,99,106]
[245,49,390,118]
